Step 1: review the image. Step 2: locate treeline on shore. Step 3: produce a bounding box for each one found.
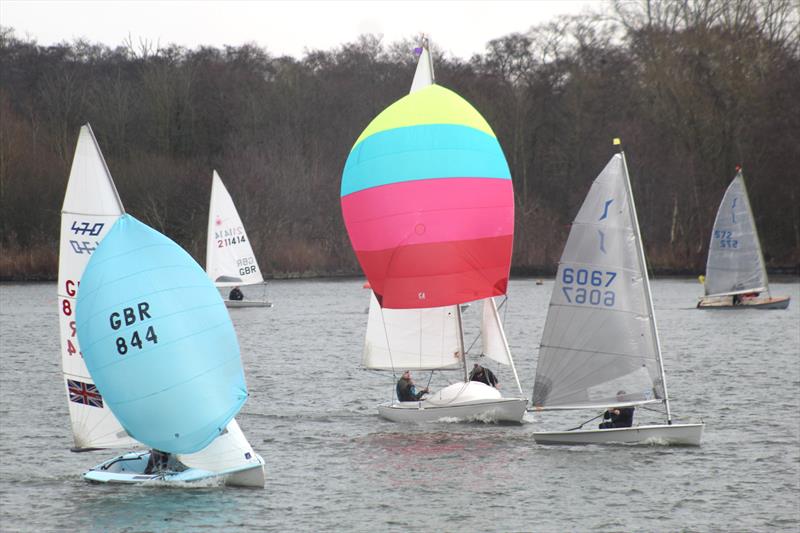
[1,0,798,281]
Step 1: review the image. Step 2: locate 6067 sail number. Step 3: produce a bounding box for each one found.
[561,267,617,307]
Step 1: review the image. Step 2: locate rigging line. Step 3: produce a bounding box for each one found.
[378,302,398,403]
[463,294,509,357]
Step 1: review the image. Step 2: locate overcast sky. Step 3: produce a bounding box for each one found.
[2,0,601,59]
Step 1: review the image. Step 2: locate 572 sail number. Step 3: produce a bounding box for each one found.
[713,230,738,248]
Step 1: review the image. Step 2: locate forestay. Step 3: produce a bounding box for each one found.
[76,215,248,454]
[532,155,664,410]
[206,170,263,288]
[57,124,138,450]
[704,171,768,297]
[363,292,462,371]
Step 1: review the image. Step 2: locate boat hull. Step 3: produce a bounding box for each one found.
[378,397,527,423]
[83,451,266,487]
[225,299,273,308]
[697,296,790,310]
[533,423,704,446]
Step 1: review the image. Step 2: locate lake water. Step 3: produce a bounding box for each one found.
[1,278,798,532]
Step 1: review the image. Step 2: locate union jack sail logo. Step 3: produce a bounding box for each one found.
[67,379,104,408]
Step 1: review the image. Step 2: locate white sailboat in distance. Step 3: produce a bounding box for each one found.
[206,170,272,308]
[697,167,790,309]
[531,140,704,445]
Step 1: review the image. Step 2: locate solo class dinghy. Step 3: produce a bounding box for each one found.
[207,170,272,308]
[531,142,704,445]
[697,168,789,310]
[341,40,526,423]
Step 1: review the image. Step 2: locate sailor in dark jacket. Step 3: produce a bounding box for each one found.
[229,286,244,301]
[396,371,429,402]
[599,390,634,429]
[469,363,499,388]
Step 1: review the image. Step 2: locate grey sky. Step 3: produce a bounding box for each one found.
[1,0,600,59]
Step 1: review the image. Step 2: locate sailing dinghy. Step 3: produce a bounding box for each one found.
[60,127,263,485]
[531,142,704,445]
[341,40,527,423]
[207,170,272,308]
[75,214,265,485]
[697,168,789,310]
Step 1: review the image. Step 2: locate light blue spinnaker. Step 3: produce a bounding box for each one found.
[76,215,247,454]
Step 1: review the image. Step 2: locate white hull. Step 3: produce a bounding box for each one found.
[225,299,272,308]
[378,381,527,423]
[697,296,789,310]
[378,397,527,423]
[83,451,266,487]
[533,423,704,446]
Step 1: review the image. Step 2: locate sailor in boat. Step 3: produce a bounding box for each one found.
[599,391,634,429]
[144,449,171,474]
[469,363,499,388]
[396,371,429,402]
[732,292,760,305]
[229,286,244,301]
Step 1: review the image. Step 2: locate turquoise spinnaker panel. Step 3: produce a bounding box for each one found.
[76,215,247,454]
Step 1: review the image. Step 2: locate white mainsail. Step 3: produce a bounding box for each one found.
[178,419,261,473]
[703,171,769,297]
[363,292,462,371]
[410,39,435,93]
[532,154,665,411]
[206,170,263,288]
[58,124,138,450]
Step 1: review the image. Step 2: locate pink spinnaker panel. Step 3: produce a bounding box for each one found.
[342,178,513,250]
[357,236,512,309]
[342,178,514,309]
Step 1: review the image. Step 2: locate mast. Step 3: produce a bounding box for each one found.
[423,35,435,84]
[739,168,771,298]
[617,139,673,425]
[456,305,468,382]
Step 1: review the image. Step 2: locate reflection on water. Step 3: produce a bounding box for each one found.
[355,431,520,490]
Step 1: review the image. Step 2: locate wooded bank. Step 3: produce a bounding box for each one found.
[1,0,798,280]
